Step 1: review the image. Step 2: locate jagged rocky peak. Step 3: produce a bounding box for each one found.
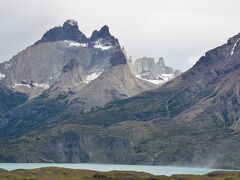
[128,56,133,64]
[64,19,78,26]
[133,56,181,85]
[91,25,110,40]
[34,20,121,51]
[157,57,165,67]
[109,50,127,67]
[89,25,120,49]
[134,56,158,75]
[62,19,79,30]
[34,19,88,45]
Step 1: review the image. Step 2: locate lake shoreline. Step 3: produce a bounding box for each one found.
[0,163,239,176]
[0,167,240,180]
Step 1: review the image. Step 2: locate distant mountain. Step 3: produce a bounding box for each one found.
[132,56,181,85]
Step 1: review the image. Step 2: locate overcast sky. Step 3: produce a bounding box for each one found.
[1,0,240,71]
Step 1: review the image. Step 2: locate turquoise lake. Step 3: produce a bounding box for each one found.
[0,163,237,176]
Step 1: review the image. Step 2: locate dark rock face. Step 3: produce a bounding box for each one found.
[0,85,28,135]
[0,126,134,164]
[62,59,79,73]
[41,132,132,163]
[90,25,111,40]
[44,131,90,163]
[34,20,88,45]
[0,84,28,114]
[89,25,120,48]
[109,50,127,67]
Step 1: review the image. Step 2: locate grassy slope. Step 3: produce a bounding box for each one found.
[1,121,240,169]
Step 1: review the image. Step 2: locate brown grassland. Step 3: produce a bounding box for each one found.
[0,167,240,180]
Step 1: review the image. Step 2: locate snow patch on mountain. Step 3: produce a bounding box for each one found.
[158,73,175,81]
[13,82,50,89]
[69,42,87,48]
[33,83,50,89]
[13,83,32,88]
[136,75,164,85]
[66,19,77,26]
[93,40,112,50]
[84,70,104,84]
[0,73,5,80]
[64,41,87,48]
[231,37,240,56]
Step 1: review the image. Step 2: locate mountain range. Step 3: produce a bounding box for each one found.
[0,20,240,169]
[0,20,155,104]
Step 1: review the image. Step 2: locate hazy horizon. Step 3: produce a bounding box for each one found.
[1,0,240,71]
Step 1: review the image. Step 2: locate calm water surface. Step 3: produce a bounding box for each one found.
[0,163,237,176]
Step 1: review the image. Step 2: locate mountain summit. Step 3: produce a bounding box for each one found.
[64,19,78,26]
[89,25,120,53]
[34,19,88,45]
[90,25,111,40]
[35,20,120,52]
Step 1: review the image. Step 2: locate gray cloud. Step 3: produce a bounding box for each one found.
[1,0,240,71]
